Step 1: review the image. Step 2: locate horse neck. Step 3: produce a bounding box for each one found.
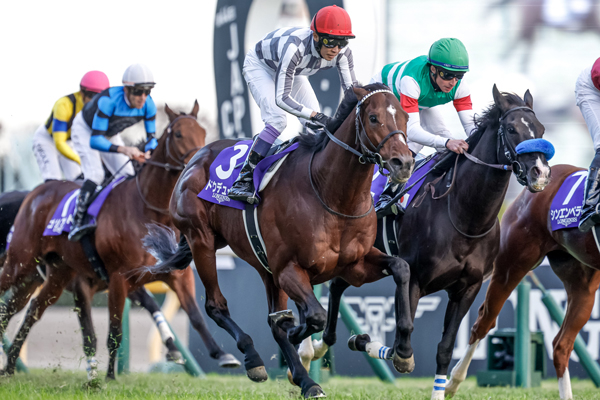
[137,143,178,220]
[311,110,374,213]
[453,124,511,227]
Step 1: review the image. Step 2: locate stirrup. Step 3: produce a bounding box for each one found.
[228,182,259,204]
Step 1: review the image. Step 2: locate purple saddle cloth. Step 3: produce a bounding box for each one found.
[43,177,126,236]
[198,140,299,210]
[550,170,587,231]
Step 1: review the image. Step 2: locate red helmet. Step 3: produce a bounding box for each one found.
[80,70,110,93]
[310,5,354,38]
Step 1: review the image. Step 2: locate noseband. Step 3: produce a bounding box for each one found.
[136,114,203,214]
[496,106,537,185]
[322,89,407,176]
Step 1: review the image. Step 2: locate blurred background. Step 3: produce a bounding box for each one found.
[2,0,600,379]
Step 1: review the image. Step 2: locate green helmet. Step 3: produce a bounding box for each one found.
[427,38,469,72]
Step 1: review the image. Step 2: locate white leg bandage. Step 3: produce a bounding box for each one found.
[431,374,447,400]
[86,357,99,380]
[558,368,573,400]
[365,341,393,360]
[152,311,175,344]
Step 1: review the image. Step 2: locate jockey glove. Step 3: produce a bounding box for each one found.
[145,137,158,152]
[310,112,333,130]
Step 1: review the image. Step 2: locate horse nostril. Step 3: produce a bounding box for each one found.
[530,166,541,178]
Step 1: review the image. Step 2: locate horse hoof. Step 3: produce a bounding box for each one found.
[304,384,326,398]
[218,353,241,369]
[392,353,415,374]
[246,366,268,382]
[167,350,185,365]
[347,333,370,352]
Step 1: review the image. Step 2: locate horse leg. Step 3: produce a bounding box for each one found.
[265,277,324,398]
[548,253,600,400]
[2,267,73,375]
[165,271,241,368]
[71,277,100,380]
[312,276,351,361]
[189,233,266,382]
[105,274,127,381]
[447,236,546,397]
[127,287,183,365]
[431,279,482,400]
[278,262,327,345]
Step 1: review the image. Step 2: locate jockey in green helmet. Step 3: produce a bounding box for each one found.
[370,38,474,216]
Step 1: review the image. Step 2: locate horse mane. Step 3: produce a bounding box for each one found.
[297,82,390,154]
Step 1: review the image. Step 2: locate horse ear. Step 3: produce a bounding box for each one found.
[164,104,178,122]
[492,84,509,113]
[190,100,200,118]
[353,87,369,102]
[523,89,534,109]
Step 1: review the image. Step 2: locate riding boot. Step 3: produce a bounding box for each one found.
[228,138,268,204]
[68,179,98,242]
[375,180,404,218]
[579,152,600,232]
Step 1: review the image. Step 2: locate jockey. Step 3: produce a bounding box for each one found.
[370,38,474,216]
[227,4,357,204]
[68,63,157,241]
[32,71,110,182]
[576,57,600,232]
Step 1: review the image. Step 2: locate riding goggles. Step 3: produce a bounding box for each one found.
[320,36,348,49]
[130,87,152,96]
[437,68,465,81]
[82,89,101,99]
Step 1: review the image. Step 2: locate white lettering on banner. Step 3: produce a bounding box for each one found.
[204,179,231,204]
[220,21,247,139]
[215,5,236,28]
[550,206,582,227]
[216,144,249,180]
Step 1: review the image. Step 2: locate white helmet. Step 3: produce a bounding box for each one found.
[122,63,155,88]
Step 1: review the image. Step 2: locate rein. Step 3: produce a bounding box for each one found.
[309,89,404,219]
[136,115,203,214]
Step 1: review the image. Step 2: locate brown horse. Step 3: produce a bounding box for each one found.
[0,102,237,380]
[447,164,598,400]
[142,83,415,398]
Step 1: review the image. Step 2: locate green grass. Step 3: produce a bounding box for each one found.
[0,370,599,399]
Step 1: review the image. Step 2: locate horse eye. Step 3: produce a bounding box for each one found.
[369,115,378,124]
[174,131,182,138]
[507,126,516,134]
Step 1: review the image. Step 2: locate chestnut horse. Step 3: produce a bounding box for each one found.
[312,85,553,400]
[447,164,598,400]
[0,102,238,380]
[142,83,415,398]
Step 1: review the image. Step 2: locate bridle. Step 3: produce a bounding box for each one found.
[310,89,407,218]
[496,106,536,186]
[136,114,203,214]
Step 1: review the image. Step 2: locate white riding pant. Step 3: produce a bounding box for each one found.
[243,50,320,134]
[575,67,600,150]
[408,107,454,155]
[32,124,81,181]
[70,113,134,185]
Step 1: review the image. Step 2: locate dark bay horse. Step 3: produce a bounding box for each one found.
[0,102,237,380]
[312,85,553,400]
[142,83,415,398]
[447,164,597,400]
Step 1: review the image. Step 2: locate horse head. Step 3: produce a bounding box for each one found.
[149,101,206,171]
[353,84,414,184]
[492,84,553,192]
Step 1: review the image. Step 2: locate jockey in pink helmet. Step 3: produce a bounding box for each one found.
[32,70,110,182]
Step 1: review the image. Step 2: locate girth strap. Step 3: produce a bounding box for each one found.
[243,204,271,274]
[80,235,110,282]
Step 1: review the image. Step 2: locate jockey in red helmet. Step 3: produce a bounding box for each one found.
[228,5,357,204]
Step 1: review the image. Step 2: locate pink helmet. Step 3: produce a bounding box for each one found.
[80,71,110,93]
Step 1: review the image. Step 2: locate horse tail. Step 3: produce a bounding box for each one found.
[141,223,193,275]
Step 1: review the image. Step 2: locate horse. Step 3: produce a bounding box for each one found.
[141,83,415,398]
[310,85,553,400]
[493,0,600,72]
[446,164,598,400]
[0,190,240,377]
[0,102,238,380]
